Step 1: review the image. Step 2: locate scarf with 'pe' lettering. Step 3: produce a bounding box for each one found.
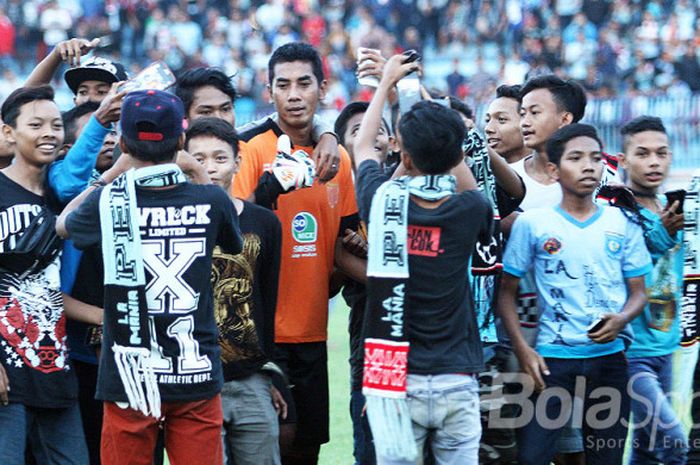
[363,174,456,461]
[100,163,186,418]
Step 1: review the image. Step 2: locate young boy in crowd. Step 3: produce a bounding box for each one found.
[485,84,530,165]
[334,101,394,465]
[0,86,89,464]
[499,123,652,465]
[615,116,687,464]
[185,117,285,465]
[57,89,242,465]
[354,53,491,465]
[232,42,361,465]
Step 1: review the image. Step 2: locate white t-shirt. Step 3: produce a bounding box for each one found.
[510,155,562,211]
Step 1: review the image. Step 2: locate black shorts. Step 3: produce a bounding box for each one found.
[274,341,329,446]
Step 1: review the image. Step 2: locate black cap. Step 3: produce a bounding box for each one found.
[64,56,128,94]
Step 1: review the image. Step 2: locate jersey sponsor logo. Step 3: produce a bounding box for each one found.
[292,212,317,243]
[543,237,562,255]
[407,225,443,257]
[604,232,623,259]
[142,238,206,313]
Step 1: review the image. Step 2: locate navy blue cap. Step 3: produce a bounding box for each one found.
[121,90,185,142]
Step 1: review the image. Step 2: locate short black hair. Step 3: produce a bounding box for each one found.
[496,84,522,100]
[1,86,56,127]
[62,101,100,145]
[620,116,667,151]
[399,101,466,174]
[520,75,587,122]
[546,123,602,166]
[122,125,180,163]
[185,117,239,158]
[175,67,237,114]
[334,101,390,145]
[268,42,324,84]
[448,97,473,120]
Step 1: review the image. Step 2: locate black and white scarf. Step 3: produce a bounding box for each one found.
[363,174,456,461]
[99,164,187,417]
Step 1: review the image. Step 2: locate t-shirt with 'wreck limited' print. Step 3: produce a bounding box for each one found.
[66,182,241,403]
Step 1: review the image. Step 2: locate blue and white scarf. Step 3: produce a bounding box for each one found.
[363,174,456,461]
[99,164,187,418]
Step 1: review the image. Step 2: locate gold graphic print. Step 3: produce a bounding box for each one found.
[211,233,264,363]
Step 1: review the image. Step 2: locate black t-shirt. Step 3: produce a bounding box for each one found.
[356,160,491,374]
[0,172,77,407]
[66,182,241,402]
[215,201,281,381]
[342,279,366,390]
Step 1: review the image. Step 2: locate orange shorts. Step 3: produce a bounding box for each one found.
[101,395,223,465]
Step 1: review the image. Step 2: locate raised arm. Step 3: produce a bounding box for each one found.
[25,38,100,88]
[355,54,419,169]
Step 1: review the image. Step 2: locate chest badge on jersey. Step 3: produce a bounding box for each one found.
[326,182,339,209]
[291,212,318,258]
[543,237,562,255]
[604,232,624,259]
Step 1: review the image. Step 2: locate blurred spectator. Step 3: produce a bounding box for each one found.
[39,0,73,48]
[1,0,700,116]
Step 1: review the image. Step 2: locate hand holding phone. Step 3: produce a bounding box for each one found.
[665,189,686,214]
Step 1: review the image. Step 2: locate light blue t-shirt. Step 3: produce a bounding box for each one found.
[504,205,653,359]
[626,200,683,358]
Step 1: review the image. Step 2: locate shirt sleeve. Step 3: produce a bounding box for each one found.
[623,219,654,278]
[215,189,243,255]
[356,160,391,223]
[260,211,281,359]
[64,188,103,250]
[337,149,358,219]
[502,213,535,278]
[48,115,111,203]
[232,141,262,201]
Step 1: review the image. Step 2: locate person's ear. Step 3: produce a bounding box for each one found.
[177,133,186,150]
[401,151,413,171]
[318,79,328,101]
[618,152,628,170]
[546,161,560,181]
[233,154,241,174]
[2,123,15,145]
[267,83,273,103]
[561,111,574,127]
[388,135,398,153]
[119,137,128,155]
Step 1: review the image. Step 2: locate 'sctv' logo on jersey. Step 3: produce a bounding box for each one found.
[407,225,442,257]
[292,212,317,243]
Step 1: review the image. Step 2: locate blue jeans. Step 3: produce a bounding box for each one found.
[517,352,630,465]
[628,354,688,465]
[0,401,88,465]
[376,374,481,465]
[350,388,376,465]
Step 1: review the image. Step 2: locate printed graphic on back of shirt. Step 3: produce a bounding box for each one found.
[139,204,214,384]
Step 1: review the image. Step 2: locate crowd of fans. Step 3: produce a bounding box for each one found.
[2,0,700,112]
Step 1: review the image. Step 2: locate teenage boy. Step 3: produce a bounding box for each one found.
[185,117,285,465]
[175,66,341,183]
[499,123,652,465]
[57,89,243,465]
[0,86,89,464]
[334,101,394,465]
[485,84,530,164]
[233,42,360,465]
[616,116,687,464]
[354,54,491,465]
[0,116,14,168]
